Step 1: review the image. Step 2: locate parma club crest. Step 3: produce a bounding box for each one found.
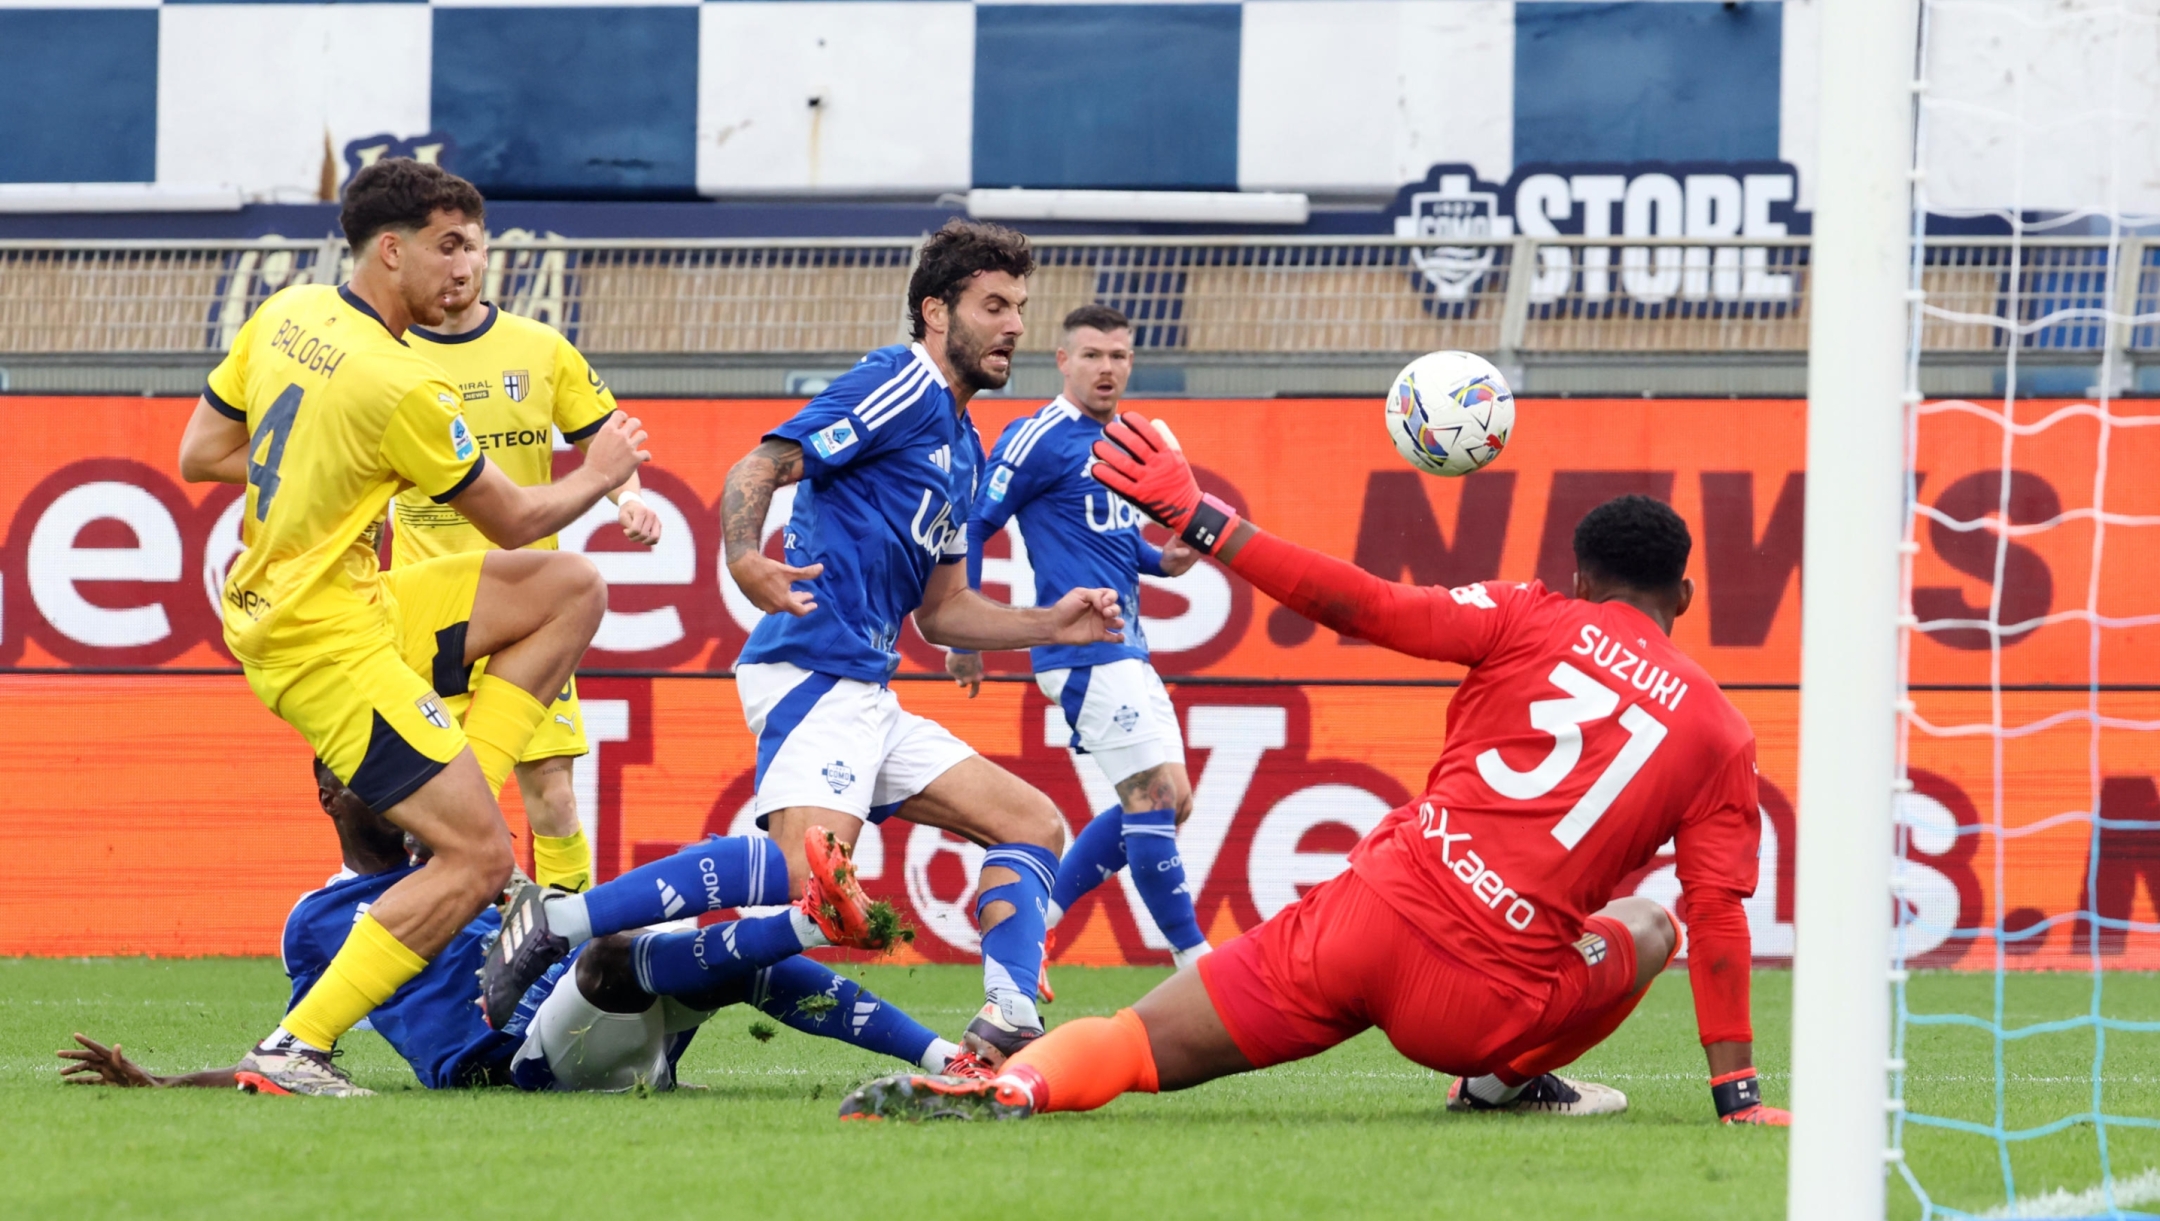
[415,693,452,730]
[501,370,530,403]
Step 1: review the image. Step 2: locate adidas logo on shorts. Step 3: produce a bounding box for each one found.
[1575,931,1609,966]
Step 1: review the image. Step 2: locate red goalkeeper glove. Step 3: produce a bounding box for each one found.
[1712,1069,1790,1126]
[1089,411,1243,555]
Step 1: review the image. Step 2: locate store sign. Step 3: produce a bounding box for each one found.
[1390,161,1809,302]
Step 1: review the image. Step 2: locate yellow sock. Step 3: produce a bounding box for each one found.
[532,830,593,893]
[282,913,428,1050]
[463,674,549,797]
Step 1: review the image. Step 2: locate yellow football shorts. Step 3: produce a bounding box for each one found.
[384,551,488,702]
[386,548,589,767]
[242,552,486,813]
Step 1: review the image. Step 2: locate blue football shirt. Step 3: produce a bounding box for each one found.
[738,343,982,683]
[968,396,1162,672]
[282,867,512,1089]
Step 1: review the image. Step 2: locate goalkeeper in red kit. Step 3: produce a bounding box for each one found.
[841,412,1790,1127]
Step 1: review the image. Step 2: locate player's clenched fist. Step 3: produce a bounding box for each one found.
[616,492,663,546]
[1047,586,1125,646]
[1089,411,1242,556]
[945,649,984,698]
[585,413,651,486]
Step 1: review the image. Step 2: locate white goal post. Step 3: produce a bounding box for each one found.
[1789,0,1920,1218]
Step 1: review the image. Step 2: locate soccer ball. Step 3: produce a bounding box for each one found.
[1383,350,1515,477]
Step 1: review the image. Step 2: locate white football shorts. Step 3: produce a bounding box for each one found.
[736,660,975,823]
[510,971,714,1093]
[1037,658,1185,787]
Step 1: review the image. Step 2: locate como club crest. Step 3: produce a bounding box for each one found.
[501,370,529,402]
[1392,172,1514,300]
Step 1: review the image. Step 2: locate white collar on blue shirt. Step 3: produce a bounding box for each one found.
[909,342,951,388]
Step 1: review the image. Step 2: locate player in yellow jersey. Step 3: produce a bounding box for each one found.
[398,264,662,895]
[175,159,651,1096]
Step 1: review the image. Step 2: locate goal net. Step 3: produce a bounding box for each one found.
[1890,2,2160,1217]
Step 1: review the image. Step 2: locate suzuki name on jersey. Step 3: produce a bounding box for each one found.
[1572,624,1689,711]
[1419,802,1537,931]
[268,318,345,379]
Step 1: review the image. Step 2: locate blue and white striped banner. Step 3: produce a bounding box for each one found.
[0,1,2149,218]
[0,1,1813,203]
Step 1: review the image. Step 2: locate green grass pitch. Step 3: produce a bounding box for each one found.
[1,960,2152,1219]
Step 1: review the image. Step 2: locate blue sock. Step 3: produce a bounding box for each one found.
[577,835,788,939]
[1123,808,1208,953]
[630,911,805,1000]
[1049,806,1125,921]
[977,843,1058,1029]
[751,956,941,1069]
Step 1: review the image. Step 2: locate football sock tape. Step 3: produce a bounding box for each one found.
[978,844,1059,1029]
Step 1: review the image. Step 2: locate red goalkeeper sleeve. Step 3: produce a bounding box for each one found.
[1226,527,1514,666]
[1680,886,1755,1046]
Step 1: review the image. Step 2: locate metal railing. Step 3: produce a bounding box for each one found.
[0,234,2152,362]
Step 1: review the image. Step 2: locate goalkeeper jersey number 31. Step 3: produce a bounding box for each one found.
[1345,578,1762,988]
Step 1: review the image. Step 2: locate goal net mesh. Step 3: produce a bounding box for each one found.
[1891,2,2160,1217]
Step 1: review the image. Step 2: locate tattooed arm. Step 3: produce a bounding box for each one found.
[722,439,824,616]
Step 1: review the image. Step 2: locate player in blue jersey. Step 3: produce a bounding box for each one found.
[720,220,1126,1065]
[949,304,1212,971]
[56,763,974,1094]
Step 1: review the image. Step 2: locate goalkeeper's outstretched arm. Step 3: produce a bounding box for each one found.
[1087,411,1507,666]
[1216,526,1509,665]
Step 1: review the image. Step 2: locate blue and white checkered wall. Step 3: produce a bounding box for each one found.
[2,2,1816,202]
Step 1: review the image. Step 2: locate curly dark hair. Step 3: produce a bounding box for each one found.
[340,158,485,251]
[907,219,1035,339]
[1063,303,1132,335]
[1573,494,1692,592]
